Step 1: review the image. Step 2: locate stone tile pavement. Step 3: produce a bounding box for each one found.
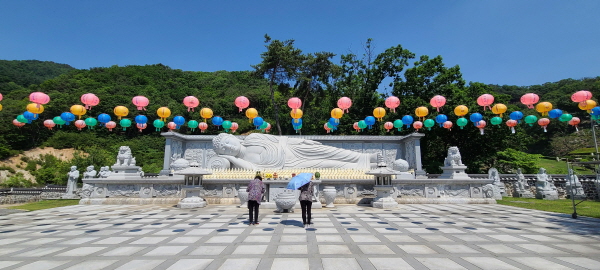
[1,203,600,270]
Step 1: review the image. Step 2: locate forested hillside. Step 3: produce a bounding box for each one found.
[1,39,599,187]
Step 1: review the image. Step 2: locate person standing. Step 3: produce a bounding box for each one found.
[246,175,265,225]
[298,180,314,228]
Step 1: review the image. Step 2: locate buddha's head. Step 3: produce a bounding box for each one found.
[213,133,242,156]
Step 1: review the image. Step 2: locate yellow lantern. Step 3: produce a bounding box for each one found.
[113,106,129,120]
[26,103,44,115]
[578,99,597,112]
[290,109,303,122]
[454,105,469,117]
[535,102,552,116]
[415,106,429,120]
[245,108,258,123]
[157,107,172,121]
[0,104,3,112]
[331,108,343,119]
[491,103,507,117]
[373,107,386,121]
[70,105,87,119]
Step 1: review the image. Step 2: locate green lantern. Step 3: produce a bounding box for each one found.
[85,117,98,129]
[490,116,503,126]
[120,119,132,131]
[456,117,468,129]
[259,121,268,130]
[222,120,232,132]
[393,119,403,131]
[53,116,66,128]
[423,119,435,130]
[17,115,28,124]
[524,115,538,126]
[153,119,165,131]
[358,120,367,130]
[187,120,199,131]
[559,113,573,122]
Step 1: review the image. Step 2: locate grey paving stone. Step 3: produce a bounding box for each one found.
[165,259,213,270]
[218,258,261,270]
[322,258,361,270]
[556,257,600,269]
[271,258,309,270]
[63,260,119,270]
[416,257,467,270]
[510,257,574,269]
[368,258,415,270]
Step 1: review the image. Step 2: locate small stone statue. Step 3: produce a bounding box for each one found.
[513,168,534,198]
[114,146,135,166]
[488,168,504,199]
[443,147,463,167]
[535,168,558,200]
[98,166,112,178]
[83,165,97,179]
[62,166,80,199]
[138,167,144,177]
[565,169,585,199]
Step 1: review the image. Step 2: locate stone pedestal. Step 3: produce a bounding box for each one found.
[514,188,534,198]
[177,196,206,208]
[372,186,398,209]
[323,186,336,208]
[439,166,470,180]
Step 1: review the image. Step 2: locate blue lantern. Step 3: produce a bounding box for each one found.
[211,116,224,128]
[509,111,524,123]
[591,106,600,116]
[134,115,148,124]
[253,117,264,129]
[98,113,111,126]
[469,113,483,124]
[548,109,563,119]
[292,118,302,127]
[401,115,414,128]
[364,116,376,129]
[173,116,185,129]
[60,112,76,125]
[435,114,448,127]
[23,111,38,123]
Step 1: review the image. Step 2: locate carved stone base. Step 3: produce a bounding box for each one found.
[372,197,398,208]
[536,191,559,200]
[177,196,207,208]
[79,198,182,205]
[439,166,471,180]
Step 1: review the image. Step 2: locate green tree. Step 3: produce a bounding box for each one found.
[494,148,542,173]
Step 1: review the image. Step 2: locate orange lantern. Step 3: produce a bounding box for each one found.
[569,117,581,131]
[105,121,116,131]
[443,121,453,130]
[167,121,177,130]
[114,106,129,120]
[136,123,147,132]
[71,105,87,119]
[74,120,86,131]
[13,119,26,128]
[43,119,55,130]
[535,102,552,116]
[324,123,331,133]
[454,105,468,117]
[538,118,550,132]
[476,120,487,135]
[506,119,518,134]
[384,121,393,132]
[199,122,208,133]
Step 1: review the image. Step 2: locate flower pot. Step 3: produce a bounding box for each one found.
[323,186,336,208]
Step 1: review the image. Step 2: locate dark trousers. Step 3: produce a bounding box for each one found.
[248,200,259,223]
[300,200,312,224]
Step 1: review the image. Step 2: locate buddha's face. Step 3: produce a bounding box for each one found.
[217,136,241,156]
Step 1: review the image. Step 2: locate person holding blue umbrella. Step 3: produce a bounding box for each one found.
[288,173,315,228]
[246,175,265,225]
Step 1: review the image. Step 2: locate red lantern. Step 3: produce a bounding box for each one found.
[199,122,208,133]
[234,96,250,112]
[183,96,200,112]
[324,123,331,133]
[569,117,581,131]
[136,123,147,132]
[29,92,50,107]
[230,122,239,133]
[44,119,56,130]
[571,90,593,103]
[105,121,116,131]
[265,123,271,133]
[506,119,518,134]
[288,97,302,114]
[477,94,494,110]
[167,122,177,130]
[132,96,149,110]
[520,93,539,109]
[384,121,393,132]
[476,120,487,135]
[538,118,550,132]
[74,120,86,131]
[80,93,100,110]
[384,96,400,113]
[443,121,453,130]
[13,119,25,128]
[337,97,352,113]
[413,121,423,131]
[430,95,446,112]
[353,122,360,131]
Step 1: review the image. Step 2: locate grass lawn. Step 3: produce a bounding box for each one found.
[7,199,80,211]
[536,158,595,174]
[498,197,600,218]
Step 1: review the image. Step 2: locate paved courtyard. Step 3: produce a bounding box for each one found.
[0,203,599,270]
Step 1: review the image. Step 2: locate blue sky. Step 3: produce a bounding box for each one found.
[1,1,598,87]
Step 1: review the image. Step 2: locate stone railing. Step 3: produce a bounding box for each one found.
[0,186,68,205]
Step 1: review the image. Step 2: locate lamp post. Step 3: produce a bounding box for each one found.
[174,162,211,208]
[366,154,399,209]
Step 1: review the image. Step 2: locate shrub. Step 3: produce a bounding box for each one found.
[0,173,35,188]
[0,166,16,173]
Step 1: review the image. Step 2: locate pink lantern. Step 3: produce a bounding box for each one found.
[0,93,3,102]
[183,96,200,112]
[413,121,423,131]
[167,122,177,130]
[430,95,446,112]
[234,96,250,112]
[132,96,149,110]
[569,117,581,131]
[337,97,352,113]
[29,92,50,107]
[520,93,539,109]
[538,118,550,132]
[199,122,208,133]
[44,119,56,130]
[506,119,518,134]
[265,123,272,133]
[136,123,147,132]
[477,94,494,110]
[443,121,453,130]
[105,121,116,131]
[324,123,331,133]
[353,122,360,131]
[384,96,400,113]
[476,120,487,135]
[13,119,25,128]
[230,122,239,133]
[74,120,86,131]
[288,97,302,113]
[384,121,394,132]
[571,90,593,103]
[80,93,100,110]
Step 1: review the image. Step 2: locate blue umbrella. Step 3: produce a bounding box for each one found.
[286,173,313,190]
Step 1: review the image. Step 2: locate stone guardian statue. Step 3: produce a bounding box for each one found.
[62,166,80,199]
[513,168,534,198]
[535,168,558,200]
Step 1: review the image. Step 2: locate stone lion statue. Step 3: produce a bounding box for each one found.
[443,146,463,167]
[114,146,134,166]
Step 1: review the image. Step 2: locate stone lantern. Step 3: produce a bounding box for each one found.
[174,162,211,208]
[366,154,399,209]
